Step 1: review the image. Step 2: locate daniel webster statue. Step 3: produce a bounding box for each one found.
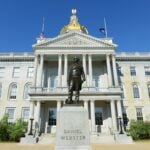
[66,57,86,104]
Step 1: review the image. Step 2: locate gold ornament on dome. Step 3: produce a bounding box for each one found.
[60,9,88,34]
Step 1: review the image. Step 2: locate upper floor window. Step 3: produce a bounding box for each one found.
[133,84,140,98]
[13,67,20,78]
[5,107,15,122]
[27,67,34,78]
[24,83,31,100]
[9,83,17,100]
[121,83,125,99]
[144,66,150,76]
[21,107,30,121]
[0,67,5,78]
[130,66,136,76]
[147,84,150,98]
[0,83,2,98]
[117,66,122,76]
[136,108,143,121]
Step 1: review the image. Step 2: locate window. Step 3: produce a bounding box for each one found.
[0,83,2,98]
[130,66,136,76]
[148,84,150,98]
[121,83,125,99]
[133,84,140,98]
[136,108,143,121]
[9,84,17,100]
[24,83,31,100]
[22,108,30,121]
[5,107,15,122]
[27,67,34,78]
[13,67,20,78]
[0,67,5,78]
[117,66,122,76]
[144,66,150,76]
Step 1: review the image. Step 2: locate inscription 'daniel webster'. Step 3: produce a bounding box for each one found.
[60,129,86,141]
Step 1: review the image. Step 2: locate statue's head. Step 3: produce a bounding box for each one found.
[73,56,80,63]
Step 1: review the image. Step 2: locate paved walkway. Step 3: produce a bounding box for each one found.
[0,141,150,150]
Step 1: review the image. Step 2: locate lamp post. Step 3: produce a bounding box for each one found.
[118,117,124,134]
[28,118,34,135]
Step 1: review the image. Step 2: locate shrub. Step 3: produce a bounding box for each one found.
[127,120,150,140]
[0,115,28,142]
[8,119,28,142]
[0,114,10,141]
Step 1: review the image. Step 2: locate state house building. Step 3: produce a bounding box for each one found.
[0,9,150,139]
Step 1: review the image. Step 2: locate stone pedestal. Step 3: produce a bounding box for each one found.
[55,105,90,150]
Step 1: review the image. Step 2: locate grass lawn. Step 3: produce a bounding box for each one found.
[0,140,150,150]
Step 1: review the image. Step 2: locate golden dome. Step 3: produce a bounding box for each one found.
[60,9,88,34]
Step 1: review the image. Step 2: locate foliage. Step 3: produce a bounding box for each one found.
[127,120,150,140]
[0,115,28,142]
[8,119,28,142]
[0,114,10,141]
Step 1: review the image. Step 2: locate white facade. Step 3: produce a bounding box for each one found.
[0,10,150,137]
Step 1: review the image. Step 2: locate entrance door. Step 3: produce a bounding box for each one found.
[95,107,103,133]
[47,107,57,133]
[48,107,56,126]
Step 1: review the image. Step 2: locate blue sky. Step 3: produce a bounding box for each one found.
[0,0,150,52]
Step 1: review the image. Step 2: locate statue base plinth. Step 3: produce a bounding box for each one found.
[55,105,91,150]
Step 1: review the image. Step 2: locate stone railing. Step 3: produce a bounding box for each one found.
[29,86,121,95]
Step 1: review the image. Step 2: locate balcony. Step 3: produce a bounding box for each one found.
[29,86,121,95]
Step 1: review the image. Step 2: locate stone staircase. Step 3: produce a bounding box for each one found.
[38,133,56,144]
[114,133,133,144]
[91,133,115,144]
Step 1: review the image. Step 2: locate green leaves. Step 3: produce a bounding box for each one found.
[0,116,27,142]
[127,120,150,140]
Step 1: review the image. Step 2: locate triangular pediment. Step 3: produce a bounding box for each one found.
[33,31,117,48]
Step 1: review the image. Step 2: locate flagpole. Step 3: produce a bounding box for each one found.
[104,17,107,38]
[42,17,45,34]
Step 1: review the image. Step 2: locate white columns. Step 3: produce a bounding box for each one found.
[90,100,95,132]
[112,54,119,86]
[82,54,87,86]
[36,101,41,124]
[106,54,113,87]
[117,100,122,118]
[57,101,61,111]
[88,54,93,86]
[33,55,38,87]
[29,101,35,119]
[84,101,88,111]
[58,54,62,87]
[64,54,68,86]
[37,55,44,87]
[110,100,117,131]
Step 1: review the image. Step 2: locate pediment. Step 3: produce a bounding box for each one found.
[33,31,117,48]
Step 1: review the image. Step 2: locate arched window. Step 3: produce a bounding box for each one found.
[147,84,150,97]
[9,83,17,100]
[133,83,140,98]
[24,83,31,100]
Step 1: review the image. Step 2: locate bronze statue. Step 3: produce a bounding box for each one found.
[66,56,85,104]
